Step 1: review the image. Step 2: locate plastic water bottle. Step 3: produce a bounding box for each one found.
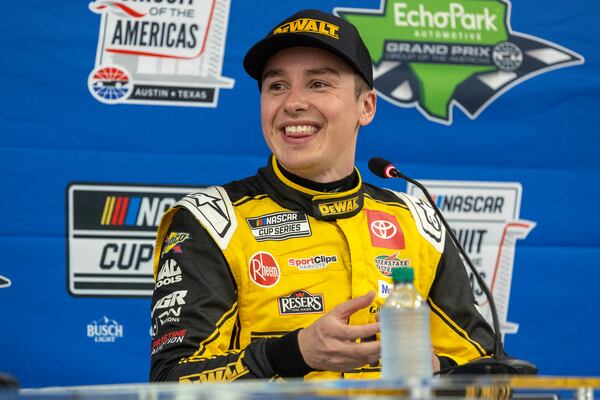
[381,267,433,381]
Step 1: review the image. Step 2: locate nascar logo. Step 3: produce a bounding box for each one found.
[101,195,174,227]
[67,183,199,297]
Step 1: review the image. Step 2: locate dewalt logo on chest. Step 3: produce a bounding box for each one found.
[317,197,359,216]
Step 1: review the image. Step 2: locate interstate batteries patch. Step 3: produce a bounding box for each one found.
[246,212,312,241]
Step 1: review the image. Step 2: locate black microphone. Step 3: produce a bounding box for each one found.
[368,157,537,375]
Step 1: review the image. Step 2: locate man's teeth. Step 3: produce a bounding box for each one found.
[284,125,318,135]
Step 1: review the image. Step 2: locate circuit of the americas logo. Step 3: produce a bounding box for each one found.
[335,0,584,125]
[0,275,11,289]
[87,0,234,107]
[407,180,535,338]
[67,183,199,297]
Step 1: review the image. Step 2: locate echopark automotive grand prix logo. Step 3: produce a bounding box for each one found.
[335,0,584,125]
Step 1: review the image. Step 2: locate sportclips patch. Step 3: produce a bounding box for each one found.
[67,183,199,297]
[246,212,311,241]
[335,0,584,124]
[88,0,234,107]
[407,180,535,338]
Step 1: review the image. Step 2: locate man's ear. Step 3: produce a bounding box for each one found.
[358,90,377,127]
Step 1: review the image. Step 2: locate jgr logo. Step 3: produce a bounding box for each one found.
[152,290,187,317]
[156,259,182,288]
[152,290,187,326]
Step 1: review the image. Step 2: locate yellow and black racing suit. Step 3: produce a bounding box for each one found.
[150,156,494,382]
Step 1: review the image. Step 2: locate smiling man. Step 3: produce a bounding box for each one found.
[150,9,494,382]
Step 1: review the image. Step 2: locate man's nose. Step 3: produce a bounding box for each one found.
[283,87,309,114]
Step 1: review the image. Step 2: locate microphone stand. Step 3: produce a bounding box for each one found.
[372,158,537,375]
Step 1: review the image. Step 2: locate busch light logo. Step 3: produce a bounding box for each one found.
[408,180,535,338]
[87,316,124,343]
[335,0,584,124]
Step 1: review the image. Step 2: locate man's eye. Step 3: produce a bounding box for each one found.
[268,82,286,91]
[311,81,328,89]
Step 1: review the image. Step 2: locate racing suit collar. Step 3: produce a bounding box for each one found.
[258,155,364,221]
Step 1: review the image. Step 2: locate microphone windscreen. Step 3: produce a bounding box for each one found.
[368,157,393,178]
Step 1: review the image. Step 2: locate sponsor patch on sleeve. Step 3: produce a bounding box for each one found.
[161,232,191,256]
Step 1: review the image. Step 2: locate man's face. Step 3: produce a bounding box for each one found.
[260,46,376,183]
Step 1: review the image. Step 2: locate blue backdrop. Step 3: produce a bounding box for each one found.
[1,0,598,387]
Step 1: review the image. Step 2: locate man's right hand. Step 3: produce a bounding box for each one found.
[297,291,380,372]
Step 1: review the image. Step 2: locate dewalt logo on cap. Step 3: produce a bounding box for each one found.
[273,18,340,39]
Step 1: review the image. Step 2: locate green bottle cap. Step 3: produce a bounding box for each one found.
[392,267,414,283]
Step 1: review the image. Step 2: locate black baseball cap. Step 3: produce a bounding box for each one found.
[243,9,373,89]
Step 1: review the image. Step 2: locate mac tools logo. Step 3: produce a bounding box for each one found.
[67,183,199,297]
[335,0,584,124]
[88,0,234,107]
[407,180,535,338]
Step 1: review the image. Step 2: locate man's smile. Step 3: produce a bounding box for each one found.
[278,122,322,142]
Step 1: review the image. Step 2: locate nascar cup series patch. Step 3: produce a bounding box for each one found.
[335,0,584,124]
[246,212,312,242]
[88,0,234,107]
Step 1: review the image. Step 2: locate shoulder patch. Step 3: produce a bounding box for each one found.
[388,190,445,253]
[175,186,237,250]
